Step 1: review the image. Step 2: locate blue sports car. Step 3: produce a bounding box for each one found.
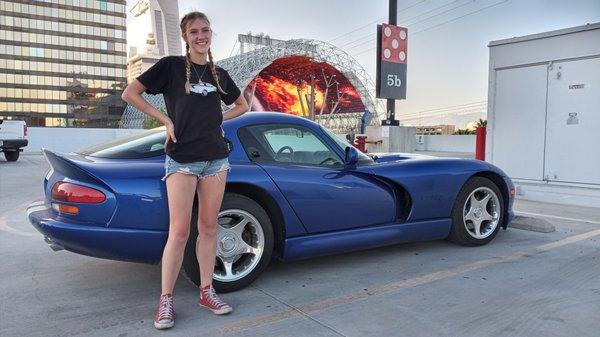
[28,112,515,292]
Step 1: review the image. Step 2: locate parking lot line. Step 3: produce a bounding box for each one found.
[219,228,600,334]
[515,211,600,225]
[0,202,37,237]
[0,214,35,237]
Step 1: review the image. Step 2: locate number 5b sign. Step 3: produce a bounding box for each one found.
[376,24,407,100]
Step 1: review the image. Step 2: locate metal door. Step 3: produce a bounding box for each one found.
[491,65,548,180]
[545,58,600,185]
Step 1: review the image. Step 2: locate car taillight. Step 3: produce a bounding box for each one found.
[51,182,106,203]
[23,124,28,137]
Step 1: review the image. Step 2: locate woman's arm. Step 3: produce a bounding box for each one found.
[121,79,176,143]
[222,94,249,121]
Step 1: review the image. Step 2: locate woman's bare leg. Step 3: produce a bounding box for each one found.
[161,172,198,295]
[196,170,227,287]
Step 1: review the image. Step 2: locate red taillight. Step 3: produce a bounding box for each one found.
[51,182,106,204]
[23,124,28,137]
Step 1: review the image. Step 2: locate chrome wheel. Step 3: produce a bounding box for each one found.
[197,209,265,282]
[462,186,501,239]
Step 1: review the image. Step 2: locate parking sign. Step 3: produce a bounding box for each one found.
[376,24,407,100]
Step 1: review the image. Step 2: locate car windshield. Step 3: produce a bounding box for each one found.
[320,126,374,165]
[79,127,166,159]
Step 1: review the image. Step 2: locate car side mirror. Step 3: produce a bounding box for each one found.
[344,146,359,166]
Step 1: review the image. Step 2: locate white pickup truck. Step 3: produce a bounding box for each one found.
[0,120,28,161]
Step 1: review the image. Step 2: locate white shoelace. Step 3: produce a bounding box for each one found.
[204,287,227,308]
[158,296,174,319]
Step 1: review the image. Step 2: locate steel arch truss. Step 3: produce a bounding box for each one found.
[119,93,166,129]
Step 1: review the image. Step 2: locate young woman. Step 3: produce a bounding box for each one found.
[121,12,249,330]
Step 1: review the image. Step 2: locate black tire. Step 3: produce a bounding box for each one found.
[447,176,504,246]
[4,150,19,162]
[182,193,274,293]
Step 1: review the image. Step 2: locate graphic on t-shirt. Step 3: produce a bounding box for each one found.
[190,82,217,96]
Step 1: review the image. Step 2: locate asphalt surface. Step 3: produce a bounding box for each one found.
[1,154,599,337]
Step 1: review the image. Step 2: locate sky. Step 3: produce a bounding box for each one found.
[127,0,600,128]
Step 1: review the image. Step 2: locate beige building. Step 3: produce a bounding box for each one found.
[416,124,456,135]
[126,49,161,83]
[0,0,128,127]
[126,0,181,83]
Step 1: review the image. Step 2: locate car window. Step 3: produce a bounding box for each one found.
[239,124,343,167]
[320,126,374,165]
[79,127,166,159]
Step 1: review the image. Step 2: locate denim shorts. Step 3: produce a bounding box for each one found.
[163,155,230,181]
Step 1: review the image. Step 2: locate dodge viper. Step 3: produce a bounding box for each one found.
[28,112,514,292]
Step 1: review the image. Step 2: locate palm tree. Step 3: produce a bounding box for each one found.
[453,128,475,135]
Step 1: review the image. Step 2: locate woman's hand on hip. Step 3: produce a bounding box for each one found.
[164,119,177,146]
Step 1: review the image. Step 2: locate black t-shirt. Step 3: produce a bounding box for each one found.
[137,56,241,163]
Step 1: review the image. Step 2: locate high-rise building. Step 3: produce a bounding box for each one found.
[0,0,128,127]
[126,0,180,83]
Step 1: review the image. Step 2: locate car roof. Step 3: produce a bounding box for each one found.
[223,112,320,130]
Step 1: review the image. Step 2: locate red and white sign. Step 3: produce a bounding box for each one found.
[376,24,407,100]
[380,24,407,64]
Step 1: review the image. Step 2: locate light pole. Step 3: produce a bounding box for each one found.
[384,0,399,126]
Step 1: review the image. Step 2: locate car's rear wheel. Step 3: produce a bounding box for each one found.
[182,193,274,293]
[4,150,19,162]
[447,176,504,246]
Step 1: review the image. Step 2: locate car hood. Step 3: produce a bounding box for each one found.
[369,152,436,163]
[362,156,507,178]
[365,153,509,178]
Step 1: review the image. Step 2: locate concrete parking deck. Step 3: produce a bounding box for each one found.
[1,154,599,337]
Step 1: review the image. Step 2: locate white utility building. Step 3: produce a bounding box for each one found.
[487,22,600,207]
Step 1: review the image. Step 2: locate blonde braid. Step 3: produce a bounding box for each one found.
[184,44,192,94]
[208,48,227,95]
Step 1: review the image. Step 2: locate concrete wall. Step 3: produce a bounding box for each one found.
[515,180,600,208]
[415,135,475,152]
[364,126,475,153]
[25,127,145,153]
[364,125,417,153]
[389,127,416,153]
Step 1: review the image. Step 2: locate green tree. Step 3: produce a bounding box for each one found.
[142,107,166,129]
[143,118,163,129]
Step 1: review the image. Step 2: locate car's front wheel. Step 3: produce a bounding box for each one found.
[447,176,504,246]
[182,193,274,293]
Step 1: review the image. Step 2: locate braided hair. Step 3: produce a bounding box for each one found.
[207,48,226,94]
[180,12,227,95]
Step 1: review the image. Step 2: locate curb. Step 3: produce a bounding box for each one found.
[508,215,555,233]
